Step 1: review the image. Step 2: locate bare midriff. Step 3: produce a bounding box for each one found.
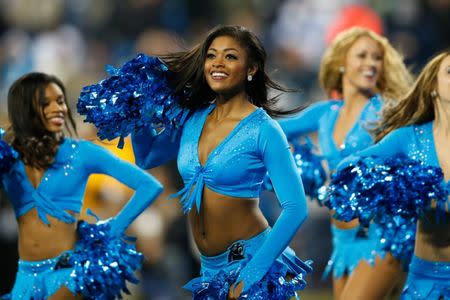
[415,211,450,262]
[189,187,268,256]
[18,208,77,261]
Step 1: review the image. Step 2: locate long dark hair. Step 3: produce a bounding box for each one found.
[6,72,77,169]
[160,25,300,117]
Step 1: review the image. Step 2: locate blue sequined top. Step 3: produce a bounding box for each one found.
[342,121,449,187]
[132,103,308,292]
[279,95,383,171]
[2,138,163,226]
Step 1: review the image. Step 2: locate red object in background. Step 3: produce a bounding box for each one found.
[326,4,384,45]
[330,90,342,100]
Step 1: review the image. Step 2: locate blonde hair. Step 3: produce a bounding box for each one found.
[373,50,450,141]
[319,27,413,101]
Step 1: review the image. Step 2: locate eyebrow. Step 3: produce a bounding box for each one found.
[44,95,64,100]
[208,47,240,52]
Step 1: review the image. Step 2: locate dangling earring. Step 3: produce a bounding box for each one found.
[247,74,253,82]
[431,90,437,97]
[339,66,345,73]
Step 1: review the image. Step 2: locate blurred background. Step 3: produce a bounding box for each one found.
[0,0,449,299]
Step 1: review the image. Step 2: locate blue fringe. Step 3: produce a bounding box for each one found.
[190,263,308,300]
[77,54,191,148]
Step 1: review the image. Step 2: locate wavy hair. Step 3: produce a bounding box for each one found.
[6,72,77,169]
[372,50,450,141]
[319,27,413,101]
[160,25,300,117]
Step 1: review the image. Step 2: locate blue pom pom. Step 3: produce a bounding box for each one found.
[323,154,448,264]
[378,216,416,267]
[0,129,18,179]
[190,263,308,300]
[77,54,191,148]
[324,154,447,226]
[70,220,144,300]
[263,137,326,202]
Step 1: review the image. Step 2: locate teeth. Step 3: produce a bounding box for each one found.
[363,70,375,77]
[212,72,227,77]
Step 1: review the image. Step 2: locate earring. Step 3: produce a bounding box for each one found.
[339,66,345,73]
[247,74,253,82]
[431,90,437,97]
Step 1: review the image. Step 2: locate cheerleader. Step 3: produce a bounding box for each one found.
[1,72,163,299]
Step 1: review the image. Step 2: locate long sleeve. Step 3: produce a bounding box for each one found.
[278,100,331,139]
[336,127,408,171]
[131,125,181,169]
[81,141,163,234]
[236,120,308,292]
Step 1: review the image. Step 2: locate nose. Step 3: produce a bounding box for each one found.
[212,56,224,68]
[367,57,379,67]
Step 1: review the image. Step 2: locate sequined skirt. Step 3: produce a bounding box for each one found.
[1,220,143,300]
[401,255,450,299]
[324,223,382,279]
[184,228,313,299]
[3,251,77,300]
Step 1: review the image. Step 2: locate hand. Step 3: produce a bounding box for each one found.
[228,280,244,300]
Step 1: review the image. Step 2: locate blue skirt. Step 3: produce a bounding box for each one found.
[401,255,450,299]
[324,223,382,279]
[184,228,313,299]
[2,220,143,300]
[5,251,77,299]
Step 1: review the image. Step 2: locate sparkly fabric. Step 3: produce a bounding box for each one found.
[262,137,326,201]
[1,137,161,299]
[184,228,313,299]
[2,138,162,226]
[401,255,450,300]
[278,95,383,277]
[132,103,310,293]
[77,53,191,148]
[323,224,382,279]
[278,94,382,171]
[0,128,18,179]
[327,152,446,268]
[71,220,144,300]
[323,152,447,260]
[337,121,450,268]
[341,122,450,181]
[2,220,146,300]
[172,104,269,213]
[3,252,77,300]
[324,155,446,227]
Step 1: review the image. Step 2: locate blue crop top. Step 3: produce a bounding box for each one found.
[132,103,308,292]
[279,94,383,171]
[2,138,163,232]
[340,121,450,188]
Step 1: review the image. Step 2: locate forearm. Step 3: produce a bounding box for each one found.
[111,176,163,233]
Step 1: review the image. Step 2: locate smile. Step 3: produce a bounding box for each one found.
[211,72,228,80]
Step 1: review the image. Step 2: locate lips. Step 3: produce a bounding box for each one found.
[47,116,65,127]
